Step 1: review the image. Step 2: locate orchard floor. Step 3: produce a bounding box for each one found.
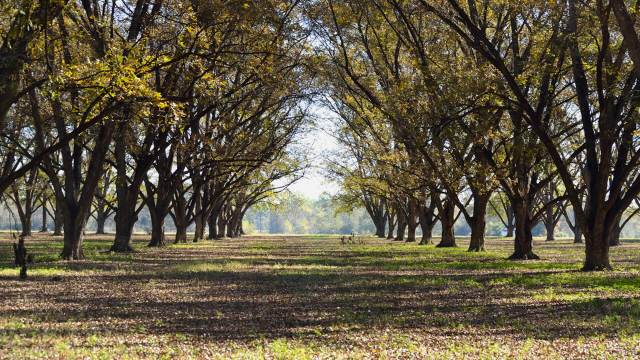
[1,234,640,359]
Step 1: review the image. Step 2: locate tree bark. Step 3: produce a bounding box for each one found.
[59,124,115,260]
[111,185,138,252]
[148,207,167,247]
[95,207,106,234]
[418,199,436,245]
[374,217,386,238]
[405,199,417,242]
[207,207,219,240]
[386,210,396,239]
[173,200,189,244]
[60,204,88,260]
[508,198,538,260]
[574,225,583,244]
[468,194,489,252]
[53,200,63,236]
[112,209,137,252]
[40,198,48,232]
[18,210,32,237]
[545,220,555,241]
[217,211,227,239]
[506,206,515,237]
[608,214,622,247]
[436,198,457,247]
[395,211,406,241]
[583,217,612,271]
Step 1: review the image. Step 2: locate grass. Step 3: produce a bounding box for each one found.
[1,234,640,358]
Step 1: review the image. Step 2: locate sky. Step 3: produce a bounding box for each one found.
[285,105,341,199]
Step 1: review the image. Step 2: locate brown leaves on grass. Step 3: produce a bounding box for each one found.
[0,235,639,358]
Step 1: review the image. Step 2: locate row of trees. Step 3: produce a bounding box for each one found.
[314,0,640,271]
[1,0,312,259]
[245,192,378,234]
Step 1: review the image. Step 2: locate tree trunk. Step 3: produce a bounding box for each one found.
[395,213,406,241]
[374,217,386,238]
[437,198,457,247]
[95,208,106,234]
[543,206,557,241]
[608,214,622,247]
[506,206,515,237]
[61,205,88,260]
[406,221,416,242]
[468,195,489,252]
[207,208,219,240]
[574,225,583,244]
[508,198,538,260]
[111,208,137,252]
[418,202,435,245]
[111,182,138,252]
[405,200,417,242]
[147,207,167,247]
[172,191,189,244]
[194,214,204,242]
[217,213,227,239]
[19,212,32,237]
[386,211,396,239]
[40,199,48,233]
[193,193,204,242]
[545,220,555,241]
[583,217,612,271]
[174,224,187,243]
[420,221,434,245]
[53,202,63,236]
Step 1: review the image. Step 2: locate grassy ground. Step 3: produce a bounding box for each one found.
[1,234,639,359]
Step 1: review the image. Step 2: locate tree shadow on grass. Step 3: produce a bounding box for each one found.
[1,236,640,345]
[1,266,639,342]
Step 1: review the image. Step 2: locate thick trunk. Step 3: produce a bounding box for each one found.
[608,214,622,247]
[226,209,240,238]
[437,199,457,247]
[374,217,386,238]
[174,224,188,243]
[147,208,167,247]
[111,127,140,252]
[405,200,417,242]
[193,194,204,242]
[226,217,235,237]
[53,203,63,236]
[545,220,555,241]
[172,194,189,244]
[543,208,556,241]
[40,201,48,232]
[574,226,583,244]
[207,209,219,240]
[111,208,137,252]
[386,212,396,239]
[468,195,489,252]
[418,204,435,245]
[217,214,227,239]
[419,222,433,245]
[508,198,538,260]
[406,222,417,242]
[20,213,32,237]
[228,210,244,238]
[567,211,583,243]
[583,217,612,271]
[95,209,106,234]
[111,185,138,252]
[194,214,205,242]
[395,215,406,242]
[506,206,515,237]
[61,205,88,260]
